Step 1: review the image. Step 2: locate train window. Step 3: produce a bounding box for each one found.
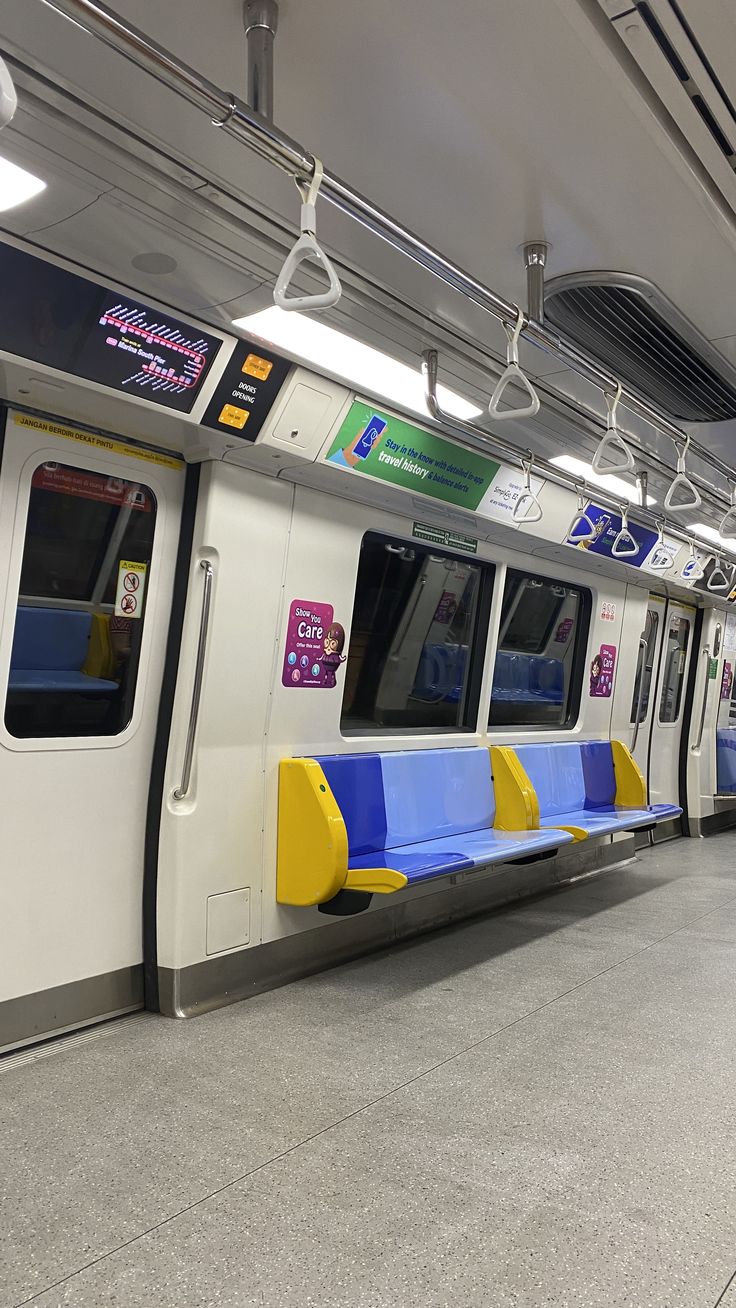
[658,614,690,724]
[630,608,660,724]
[341,532,494,732]
[488,570,590,729]
[4,462,156,739]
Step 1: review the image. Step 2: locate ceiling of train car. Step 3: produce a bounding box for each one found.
[2,0,736,478]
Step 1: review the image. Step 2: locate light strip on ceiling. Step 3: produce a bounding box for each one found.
[550,453,656,506]
[233,307,483,422]
[687,522,736,556]
[0,156,46,212]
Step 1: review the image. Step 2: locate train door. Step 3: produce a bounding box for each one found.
[647,598,696,808]
[0,410,184,1050]
[687,606,727,831]
[628,593,666,778]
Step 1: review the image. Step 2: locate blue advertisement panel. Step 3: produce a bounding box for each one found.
[568,503,658,568]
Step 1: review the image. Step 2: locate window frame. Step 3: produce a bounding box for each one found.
[487,567,592,733]
[340,529,495,736]
[0,446,166,754]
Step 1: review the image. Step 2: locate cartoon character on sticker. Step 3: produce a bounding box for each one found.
[320,623,347,687]
[589,653,602,696]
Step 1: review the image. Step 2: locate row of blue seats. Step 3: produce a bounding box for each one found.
[277,741,681,912]
[412,645,564,705]
[9,606,118,693]
[717,729,736,793]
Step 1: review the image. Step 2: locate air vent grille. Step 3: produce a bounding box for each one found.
[544,281,736,422]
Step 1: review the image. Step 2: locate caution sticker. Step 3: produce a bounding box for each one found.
[114,560,147,619]
[13,412,182,471]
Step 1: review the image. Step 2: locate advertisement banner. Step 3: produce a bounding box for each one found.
[568,504,658,568]
[325,403,498,511]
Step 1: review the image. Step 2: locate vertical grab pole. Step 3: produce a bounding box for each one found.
[631,636,648,753]
[244,0,279,121]
[173,560,214,801]
[691,645,712,753]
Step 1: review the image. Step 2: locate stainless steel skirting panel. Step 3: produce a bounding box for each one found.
[0,965,144,1053]
[159,839,636,1019]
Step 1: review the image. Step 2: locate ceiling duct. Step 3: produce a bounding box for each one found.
[544,272,736,423]
[596,1,736,217]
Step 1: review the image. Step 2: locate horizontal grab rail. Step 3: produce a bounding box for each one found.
[40,0,736,498]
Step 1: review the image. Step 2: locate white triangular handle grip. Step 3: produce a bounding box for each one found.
[488,363,540,421]
[663,473,701,512]
[567,511,597,542]
[719,507,736,540]
[708,564,731,592]
[683,555,705,581]
[612,528,640,558]
[591,431,636,474]
[513,490,543,524]
[274,233,342,312]
[649,549,673,572]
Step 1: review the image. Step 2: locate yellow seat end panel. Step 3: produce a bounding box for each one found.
[277,760,348,906]
[611,739,647,808]
[489,746,540,831]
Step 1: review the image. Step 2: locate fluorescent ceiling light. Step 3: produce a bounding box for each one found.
[550,453,656,507]
[233,307,483,422]
[0,155,46,212]
[687,522,736,556]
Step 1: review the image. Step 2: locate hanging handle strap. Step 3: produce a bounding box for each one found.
[512,456,543,524]
[682,540,705,581]
[648,520,673,571]
[274,158,342,312]
[566,491,597,542]
[611,503,640,558]
[663,434,701,512]
[488,310,540,421]
[719,484,736,540]
[708,558,732,592]
[591,382,636,474]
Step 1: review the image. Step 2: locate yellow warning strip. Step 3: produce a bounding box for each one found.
[12,412,183,471]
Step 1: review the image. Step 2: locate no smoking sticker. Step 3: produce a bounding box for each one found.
[115,560,147,619]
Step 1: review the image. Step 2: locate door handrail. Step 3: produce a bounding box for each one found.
[631,636,648,753]
[691,645,712,753]
[173,559,214,801]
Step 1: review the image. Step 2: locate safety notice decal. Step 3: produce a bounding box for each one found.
[13,412,182,470]
[114,560,147,619]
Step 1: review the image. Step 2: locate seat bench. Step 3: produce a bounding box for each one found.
[277,746,574,914]
[716,729,736,794]
[9,607,118,694]
[492,740,681,841]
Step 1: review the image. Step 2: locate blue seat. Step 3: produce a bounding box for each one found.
[717,729,736,793]
[9,607,118,693]
[412,644,466,704]
[491,651,564,704]
[276,747,574,910]
[318,748,572,886]
[511,740,681,839]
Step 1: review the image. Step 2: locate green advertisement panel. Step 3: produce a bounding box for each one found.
[325,402,498,511]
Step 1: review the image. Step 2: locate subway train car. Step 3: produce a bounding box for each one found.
[3,0,736,1055]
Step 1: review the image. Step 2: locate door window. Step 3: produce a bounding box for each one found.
[658,614,690,724]
[630,608,659,724]
[4,462,156,739]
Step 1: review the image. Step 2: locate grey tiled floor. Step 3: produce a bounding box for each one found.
[4,836,736,1307]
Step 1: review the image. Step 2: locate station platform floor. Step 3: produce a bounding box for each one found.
[3,833,736,1307]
